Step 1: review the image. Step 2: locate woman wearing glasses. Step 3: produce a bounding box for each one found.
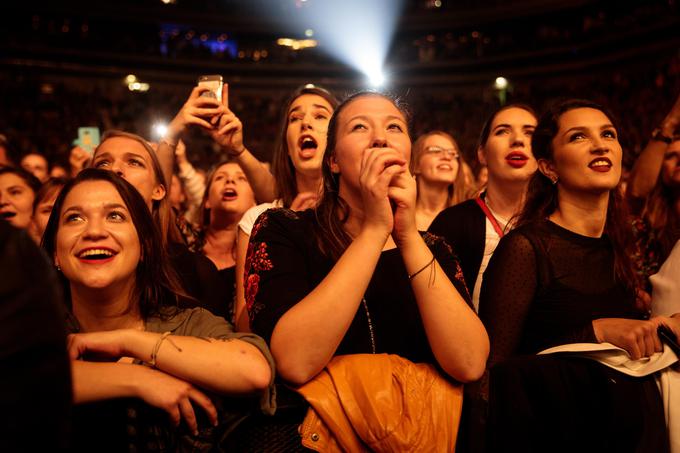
[410,131,474,231]
[429,104,538,311]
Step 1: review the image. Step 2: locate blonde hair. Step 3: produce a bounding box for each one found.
[410,130,474,207]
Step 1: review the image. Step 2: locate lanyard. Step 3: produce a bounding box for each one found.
[475,196,506,238]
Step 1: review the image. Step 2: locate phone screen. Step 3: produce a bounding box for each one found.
[197,75,223,102]
[78,127,101,155]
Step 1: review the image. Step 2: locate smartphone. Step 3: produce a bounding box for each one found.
[77,127,101,155]
[658,325,680,356]
[197,75,223,102]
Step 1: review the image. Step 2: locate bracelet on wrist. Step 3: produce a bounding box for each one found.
[228,146,247,158]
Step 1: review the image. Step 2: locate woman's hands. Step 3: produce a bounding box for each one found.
[134,367,218,434]
[592,315,680,359]
[165,86,225,145]
[358,147,410,237]
[210,85,246,156]
[68,330,131,361]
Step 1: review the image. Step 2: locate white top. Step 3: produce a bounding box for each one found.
[238,199,284,236]
[472,206,509,312]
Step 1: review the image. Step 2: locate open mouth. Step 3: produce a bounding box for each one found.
[437,164,453,171]
[0,211,16,219]
[505,151,529,168]
[588,157,612,172]
[222,188,238,201]
[299,135,318,157]
[76,248,118,262]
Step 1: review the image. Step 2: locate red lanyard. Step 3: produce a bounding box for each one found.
[475,196,505,238]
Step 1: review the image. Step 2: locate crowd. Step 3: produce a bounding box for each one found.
[1,72,680,451]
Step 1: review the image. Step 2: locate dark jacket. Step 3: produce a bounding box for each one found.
[428,198,486,295]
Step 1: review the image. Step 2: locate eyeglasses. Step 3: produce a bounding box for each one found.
[424,146,460,159]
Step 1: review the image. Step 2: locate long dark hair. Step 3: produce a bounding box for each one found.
[0,166,42,195]
[42,168,191,320]
[314,91,412,260]
[516,99,637,289]
[271,85,339,206]
[477,103,537,151]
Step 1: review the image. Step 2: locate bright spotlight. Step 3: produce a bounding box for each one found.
[152,122,168,139]
[305,29,314,37]
[125,74,137,84]
[494,76,508,89]
[367,70,386,87]
[264,0,405,88]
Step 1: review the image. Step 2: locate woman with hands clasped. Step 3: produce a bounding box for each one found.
[245,92,488,387]
[42,169,274,448]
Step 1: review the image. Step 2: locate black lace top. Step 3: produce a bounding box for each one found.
[479,220,642,367]
[244,208,471,366]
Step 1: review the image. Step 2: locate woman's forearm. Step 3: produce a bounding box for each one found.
[399,233,489,382]
[231,149,276,203]
[270,227,388,385]
[71,360,146,404]
[122,331,271,394]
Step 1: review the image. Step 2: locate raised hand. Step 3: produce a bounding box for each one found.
[69,146,91,176]
[166,86,225,144]
[358,146,407,237]
[210,84,246,156]
[388,167,418,245]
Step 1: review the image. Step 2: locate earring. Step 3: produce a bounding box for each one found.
[55,263,61,271]
[550,176,559,185]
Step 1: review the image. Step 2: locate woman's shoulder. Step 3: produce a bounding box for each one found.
[239,200,284,236]
[250,207,314,240]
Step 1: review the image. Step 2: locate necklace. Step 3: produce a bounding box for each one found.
[361,297,376,354]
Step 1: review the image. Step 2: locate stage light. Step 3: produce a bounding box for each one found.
[125,74,137,84]
[261,0,405,87]
[152,122,168,139]
[367,70,386,87]
[305,29,314,37]
[494,76,508,89]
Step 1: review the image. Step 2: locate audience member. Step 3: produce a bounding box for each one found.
[91,130,228,319]
[194,161,256,322]
[479,99,676,451]
[410,130,475,230]
[248,91,487,378]
[0,167,42,231]
[20,152,50,182]
[627,95,680,290]
[30,176,68,244]
[42,169,274,449]
[234,84,338,331]
[429,104,538,310]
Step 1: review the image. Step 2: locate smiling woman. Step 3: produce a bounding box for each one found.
[41,168,274,450]
[477,99,675,451]
[410,130,474,230]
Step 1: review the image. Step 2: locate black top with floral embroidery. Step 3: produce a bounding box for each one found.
[245,207,471,366]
